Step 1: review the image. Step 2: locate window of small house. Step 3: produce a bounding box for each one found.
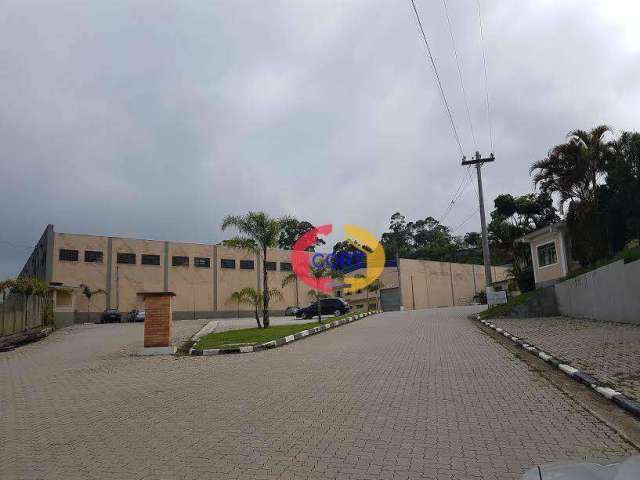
[537,242,557,267]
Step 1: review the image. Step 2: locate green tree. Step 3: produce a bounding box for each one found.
[221,212,291,328]
[365,278,384,311]
[530,125,615,265]
[277,218,325,251]
[228,290,244,321]
[79,284,106,322]
[530,125,614,213]
[0,279,15,335]
[13,277,47,330]
[282,265,343,323]
[604,131,640,249]
[232,287,284,328]
[488,192,558,291]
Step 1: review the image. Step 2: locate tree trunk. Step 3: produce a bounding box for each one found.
[365,290,369,312]
[262,247,270,328]
[1,291,5,336]
[316,278,322,323]
[254,304,262,328]
[236,300,240,319]
[23,295,28,331]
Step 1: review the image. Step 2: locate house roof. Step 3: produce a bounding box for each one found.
[518,221,566,243]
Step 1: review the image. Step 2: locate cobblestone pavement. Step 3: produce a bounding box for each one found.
[488,316,640,400]
[1,308,637,480]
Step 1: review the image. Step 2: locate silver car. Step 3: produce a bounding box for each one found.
[522,456,640,479]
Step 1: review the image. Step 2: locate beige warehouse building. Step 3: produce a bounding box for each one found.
[17,225,509,327]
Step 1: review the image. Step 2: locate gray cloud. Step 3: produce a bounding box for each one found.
[1,0,639,277]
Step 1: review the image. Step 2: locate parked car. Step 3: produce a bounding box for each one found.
[127,309,145,322]
[284,306,299,316]
[296,297,351,319]
[99,309,122,323]
[522,455,640,479]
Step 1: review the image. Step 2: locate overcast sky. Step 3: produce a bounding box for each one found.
[1,0,639,277]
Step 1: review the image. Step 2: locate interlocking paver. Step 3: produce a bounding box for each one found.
[1,308,637,480]
[488,316,640,399]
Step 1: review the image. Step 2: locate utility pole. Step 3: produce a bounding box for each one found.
[462,152,495,287]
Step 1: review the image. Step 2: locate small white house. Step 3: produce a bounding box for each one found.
[519,222,571,288]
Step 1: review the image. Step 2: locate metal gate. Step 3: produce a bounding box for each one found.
[379,287,401,311]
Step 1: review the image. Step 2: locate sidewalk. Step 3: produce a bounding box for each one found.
[487,316,640,400]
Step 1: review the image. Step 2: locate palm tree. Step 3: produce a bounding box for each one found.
[235,287,283,328]
[222,212,292,328]
[283,265,343,323]
[0,279,15,335]
[366,279,384,311]
[228,290,243,320]
[530,125,614,213]
[80,284,106,322]
[13,277,47,330]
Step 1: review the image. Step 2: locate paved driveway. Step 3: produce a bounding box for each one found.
[1,307,636,480]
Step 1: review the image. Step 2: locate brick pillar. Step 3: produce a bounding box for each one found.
[139,292,176,355]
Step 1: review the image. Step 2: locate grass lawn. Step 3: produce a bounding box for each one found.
[194,314,354,350]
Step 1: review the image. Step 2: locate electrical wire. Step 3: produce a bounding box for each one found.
[454,206,480,232]
[441,0,478,151]
[409,0,464,157]
[476,0,494,153]
[439,166,473,223]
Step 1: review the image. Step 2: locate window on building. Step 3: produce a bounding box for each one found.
[194,257,210,268]
[84,250,103,263]
[240,260,254,270]
[280,262,292,271]
[172,256,189,267]
[59,249,78,262]
[141,254,160,266]
[221,259,236,269]
[265,261,276,271]
[117,253,136,264]
[537,242,558,267]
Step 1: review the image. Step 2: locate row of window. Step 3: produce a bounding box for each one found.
[58,249,293,271]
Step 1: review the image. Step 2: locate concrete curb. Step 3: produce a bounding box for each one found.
[476,315,640,419]
[190,311,380,356]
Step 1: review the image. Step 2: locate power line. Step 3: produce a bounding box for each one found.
[454,206,479,231]
[439,166,473,223]
[409,0,464,157]
[0,239,33,252]
[476,0,494,153]
[441,0,478,151]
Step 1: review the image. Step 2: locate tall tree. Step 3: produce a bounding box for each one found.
[604,131,640,248]
[530,125,614,213]
[488,192,558,291]
[277,218,325,251]
[0,279,15,335]
[222,212,291,328]
[79,284,106,322]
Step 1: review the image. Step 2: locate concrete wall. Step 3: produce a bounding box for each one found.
[398,259,508,310]
[555,259,640,324]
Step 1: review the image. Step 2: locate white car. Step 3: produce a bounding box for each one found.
[127,309,145,322]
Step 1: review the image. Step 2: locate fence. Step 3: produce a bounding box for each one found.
[0,294,50,338]
[555,259,640,325]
